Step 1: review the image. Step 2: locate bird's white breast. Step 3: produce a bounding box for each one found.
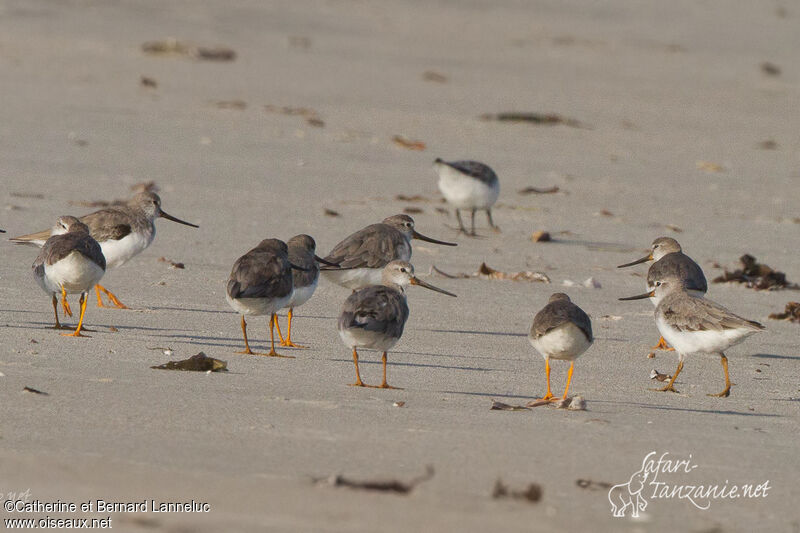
[338,327,400,351]
[529,323,592,361]
[100,228,154,269]
[226,290,293,317]
[656,315,758,354]
[39,251,105,295]
[287,279,318,309]
[437,166,499,209]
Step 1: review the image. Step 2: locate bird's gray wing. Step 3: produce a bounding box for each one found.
[339,286,408,339]
[81,208,134,241]
[530,300,592,341]
[227,250,292,300]
[324,224,404,269]
[648,253,707,292]
[444,160,498,185]
[36,232,106,270]
[661,295,764,332]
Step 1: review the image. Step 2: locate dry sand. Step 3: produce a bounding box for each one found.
[1,1,798,531]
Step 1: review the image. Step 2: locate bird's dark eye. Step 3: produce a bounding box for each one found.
[656,281,661,286]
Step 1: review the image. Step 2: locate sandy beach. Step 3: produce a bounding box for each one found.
[1,1,798,531]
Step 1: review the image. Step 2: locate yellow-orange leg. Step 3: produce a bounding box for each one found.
[379,351,403,389]
[539,358,555,401]
[60,285,72,317]
[95,284,129,309]
[263,314,294,358]
[707,353,731,397]
[349,348,366,387]
[652,360,683,393]
[651,336,675,351]
[561,361,575,400]
[235,316,260,355]
[61,294,89,337]
[277,308,307,348]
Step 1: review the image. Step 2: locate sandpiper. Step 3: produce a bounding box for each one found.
[433,158,499,236]
[274,234,339,348]
[322,214,456,290]
[12,191,198,309]
[620,276,764,397]
[338,260,456,389]
[618,237,706,351]
[528,293,593,401]
[32,216,106,336]
[227,238,307,358]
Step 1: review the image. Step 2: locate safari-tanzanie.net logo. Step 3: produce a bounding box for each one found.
[608,451,770,518]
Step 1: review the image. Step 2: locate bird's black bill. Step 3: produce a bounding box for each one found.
[160,210,199,228]
[618,290,655,301]
[410,277,457,297]
[290,262,310,272]
[314,255,340,267]
[617,254,652,268]
[411,229,457,247]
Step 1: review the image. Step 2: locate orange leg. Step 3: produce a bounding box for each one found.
[61,294,89,337]
[263,314,294,358]
[561,361,575,400]
[539,358,555,401]
[235,316,259,355]
[349,348,366,387]
[278,308,307,348]
[379,351,403,390]
[652,360,683,393]
[60,285,72,317]
[50,294,64,329]
[651,336,675,351]
[707,353,731,398]
[95,284,128,309]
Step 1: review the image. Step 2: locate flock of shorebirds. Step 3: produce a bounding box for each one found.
[6,159,765,399]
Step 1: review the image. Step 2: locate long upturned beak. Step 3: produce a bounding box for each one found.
[618,290,655,301]
[314,255,340,267]
[410,276,457,297]
[617,253,653,268]
[290,262,310,272]
[411,229,457,246]
[159,209,199,228]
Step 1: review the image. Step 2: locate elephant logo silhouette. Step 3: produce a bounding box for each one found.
[608,464,649,518]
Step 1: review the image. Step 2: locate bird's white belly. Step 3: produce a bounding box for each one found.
[438,169,499,209]
[529,323,592,361]
[656,316,757,354]
[226,291,292,317]
[339,327,399,351]
[40,252,105,295]
[287,279,317,309]
[322,268,383,290]
[100,230,153,269]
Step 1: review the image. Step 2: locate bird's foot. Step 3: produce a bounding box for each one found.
[262,350,295,359]
[278,340,308,349]
[651,337,675,351]
[61,331,90,338]
[650,384,679,393]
